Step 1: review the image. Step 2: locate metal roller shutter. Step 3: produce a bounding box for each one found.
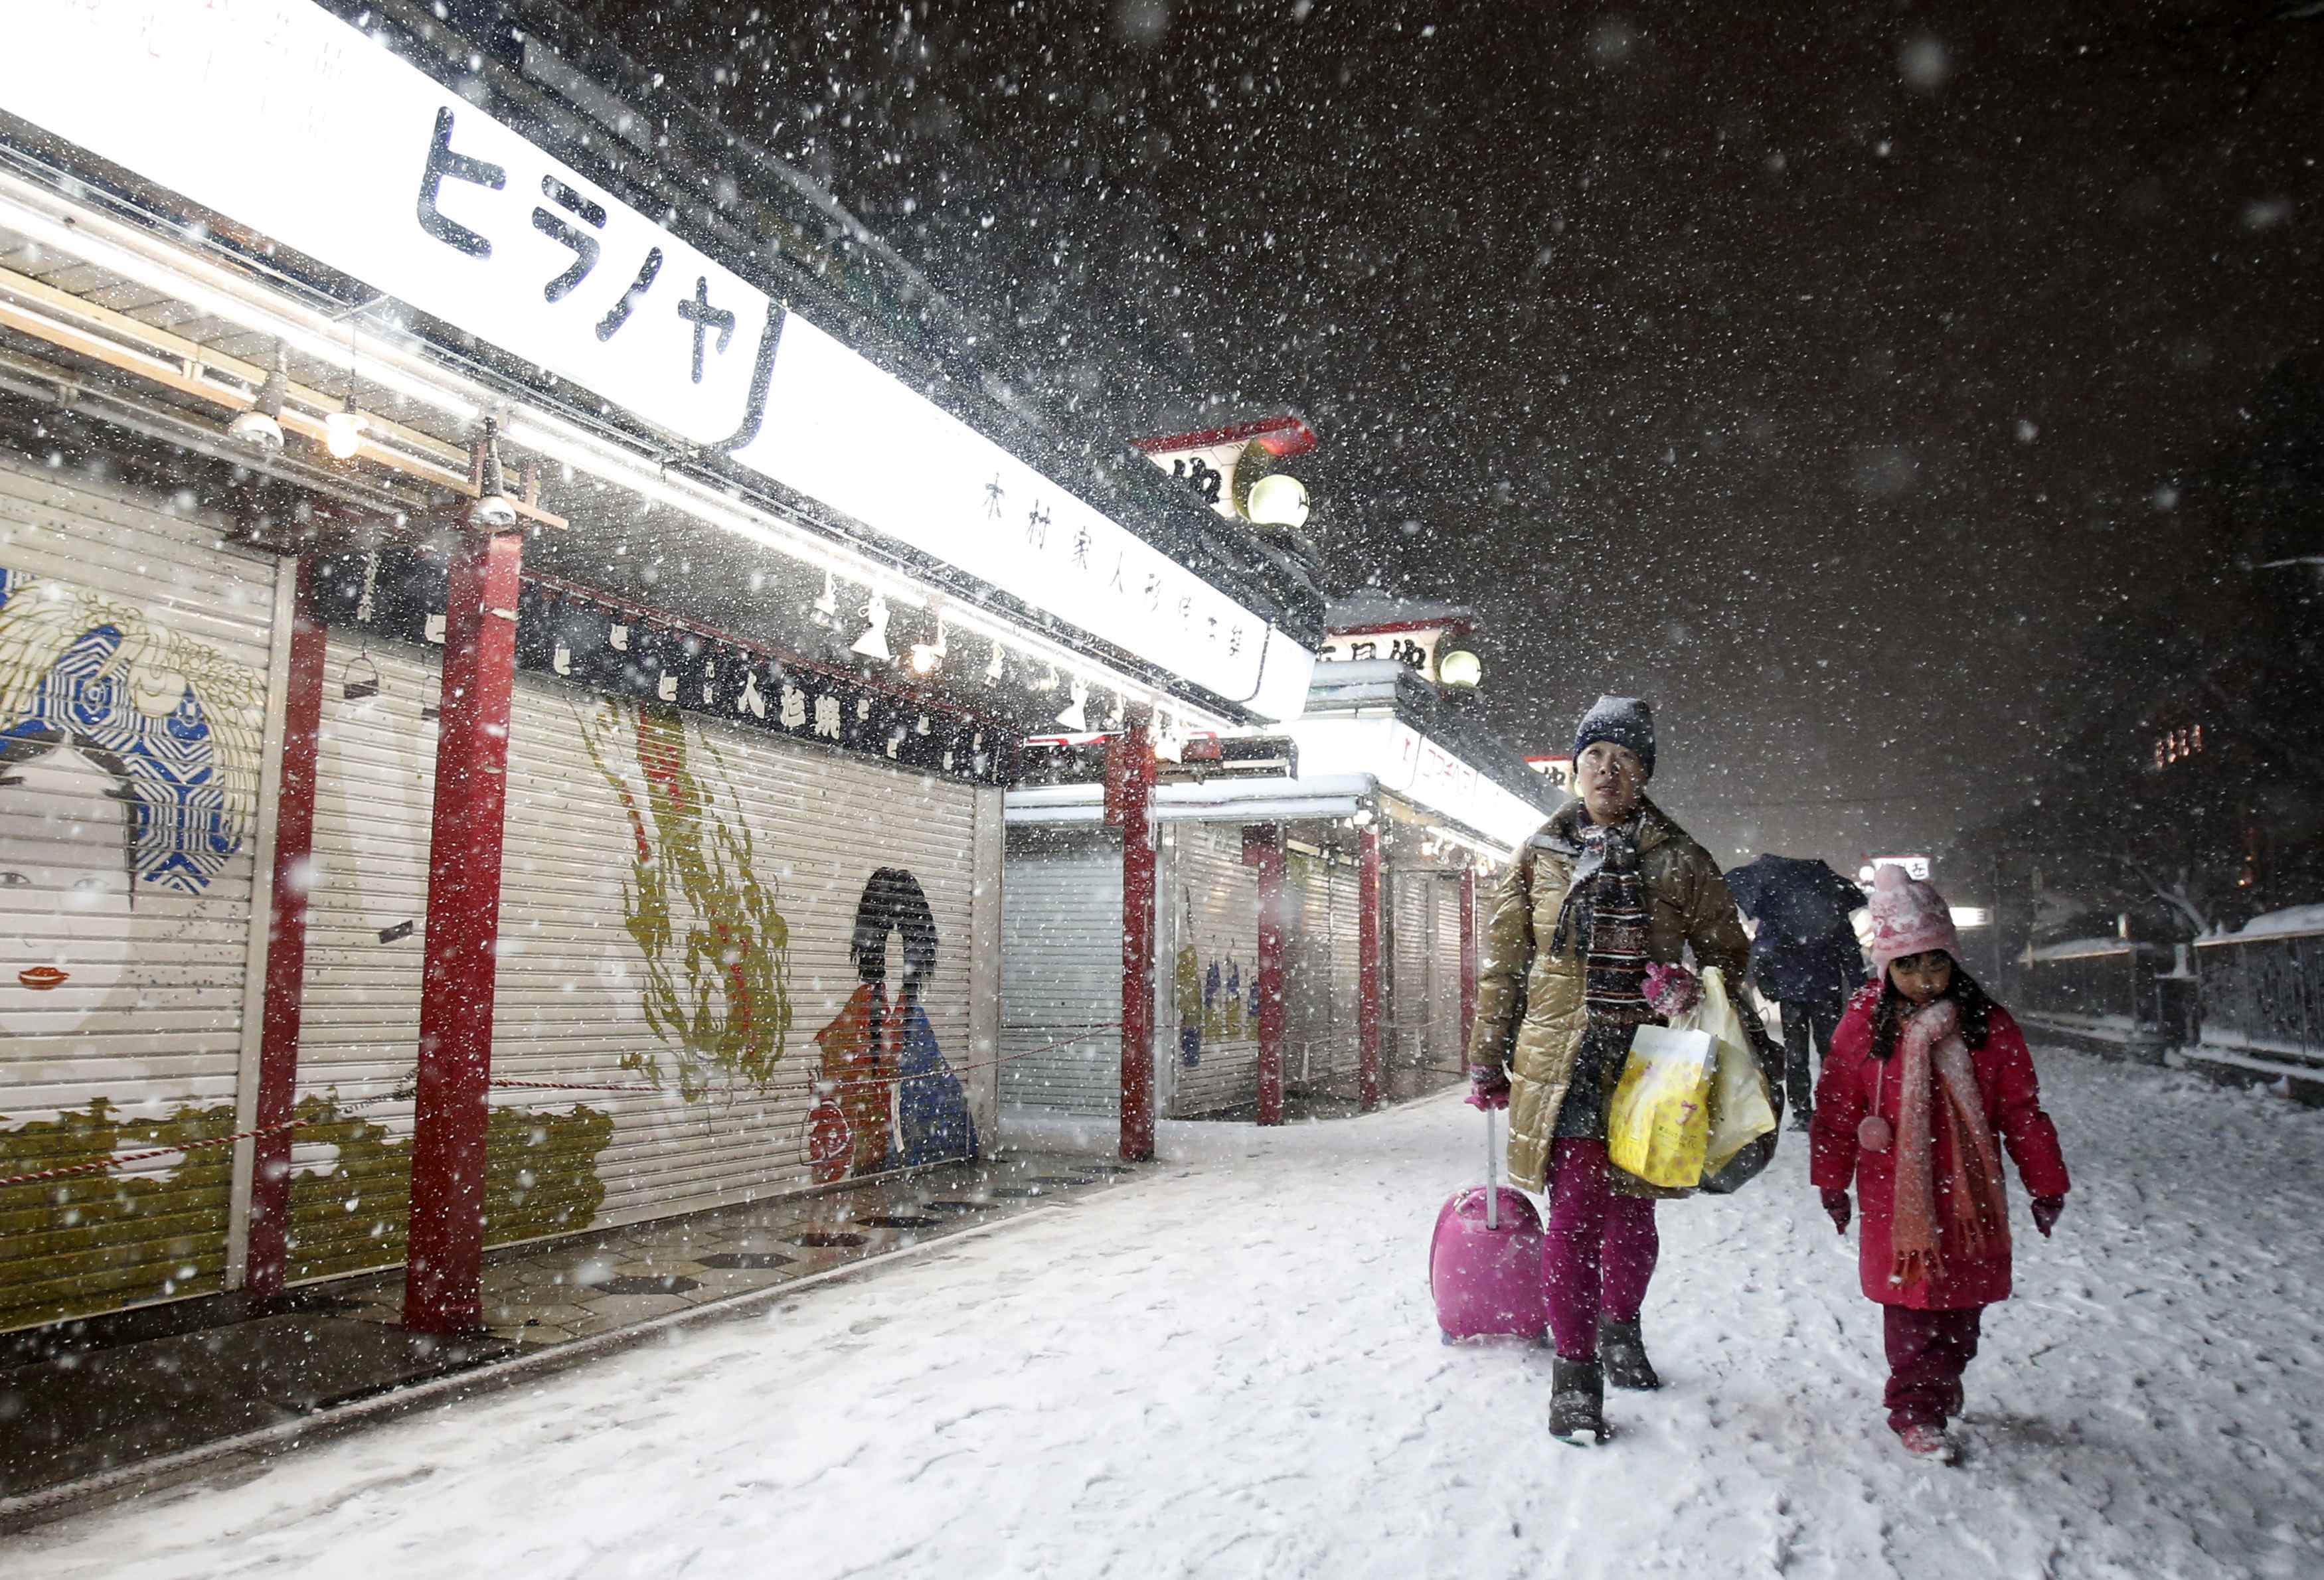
[493,674,987,1229]
[1281,850,1342,1091]
[1166,821,1261,1118]
[1390,869,1434,1075]
[1325,863,1363,1082]
[288,634,442,1286]
[1000,824,1121,1117]
[291,637,995,1287]
[1433,873,1467,1071]
[0,459,286,1331]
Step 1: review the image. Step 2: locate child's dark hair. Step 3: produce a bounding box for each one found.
[1868,952,1994,1060]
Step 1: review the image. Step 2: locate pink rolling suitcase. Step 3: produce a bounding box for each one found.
[1429,1105,1547,1344]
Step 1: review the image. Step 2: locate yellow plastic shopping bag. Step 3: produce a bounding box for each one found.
[1687,967,1779,1174]
[1606,1024,1716,1188]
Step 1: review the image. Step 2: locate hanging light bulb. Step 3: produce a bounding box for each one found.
[852,592,893,661]
[468,416,518,528]
[325,392,366,460]
[811,568,840,627]
[1105,690,1126,731]
[228,341,288,453]
[1056,676,1090,732]
[983,638,1005,682]
[909,613,948,677]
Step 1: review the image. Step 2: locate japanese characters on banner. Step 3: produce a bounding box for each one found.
[1525,755,1577,795]
[733,317,1302,718]
[1317,625,1450,683]
[309,549,1007,786]
[0,0,1317,723]
[5,0,776,453]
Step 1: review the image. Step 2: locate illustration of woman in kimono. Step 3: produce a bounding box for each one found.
[809,866,976,1180]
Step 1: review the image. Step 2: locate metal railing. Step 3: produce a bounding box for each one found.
[2191,928,2324,1068]
[2018,945,2154,1028]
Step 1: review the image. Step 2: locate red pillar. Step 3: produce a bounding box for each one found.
[1244,824,1286,1127]
[1357,823,1382,1112]
[1106,725,1157,1161]
[1459,866,1479,1044]
[244,560,327,1297]
[403,527,525,1334]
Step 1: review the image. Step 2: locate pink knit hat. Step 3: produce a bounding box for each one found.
[1865,864,1960,975]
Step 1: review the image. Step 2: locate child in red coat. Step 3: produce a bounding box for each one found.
[1809,866,2070,1462]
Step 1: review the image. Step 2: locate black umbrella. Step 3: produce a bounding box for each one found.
[1724,854,1868,1006]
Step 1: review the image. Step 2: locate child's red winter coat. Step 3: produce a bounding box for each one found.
[1809,987,2070,1310]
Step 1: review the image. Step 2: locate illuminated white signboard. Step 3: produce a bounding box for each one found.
[735,316,1310,719]
[7,0,773,450]
[1286,716,1548,852]
[2,0,1314,719]
[1525,755,1576,787]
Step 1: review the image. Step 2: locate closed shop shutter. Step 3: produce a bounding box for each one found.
[288,633,440,1287]
[495,677,987,1229]
[1390,869,1435,1073]
[1166,821,1260,1117]
[1325,862,1364,1082]
[0,459,285,1332]
[291,639,995,1285]
[1000,824,1121,1117]
[1433,872,1467,1071]
[1281,849,1342,1091]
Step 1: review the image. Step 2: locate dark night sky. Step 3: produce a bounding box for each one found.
[579,0,2321,881]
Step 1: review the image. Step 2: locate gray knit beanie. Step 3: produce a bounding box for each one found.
[1572,695,1656,779]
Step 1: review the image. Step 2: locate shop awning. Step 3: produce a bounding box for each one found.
[1005,775,1377,827]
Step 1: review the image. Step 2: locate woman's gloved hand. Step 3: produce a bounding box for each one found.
[1643,962,1701,1018]
[1465,1064,1512,1111]
[2030,1196,2065,1237]
[1821,1188,1853,1236]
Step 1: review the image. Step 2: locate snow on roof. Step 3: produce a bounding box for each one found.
[2234,904,2324,941]
[1323,591,1476,633]
[2027,937,2137,962]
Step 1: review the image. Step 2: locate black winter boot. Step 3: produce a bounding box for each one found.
[1549,1358,1609,1445]
[1598,1318,1663,1391]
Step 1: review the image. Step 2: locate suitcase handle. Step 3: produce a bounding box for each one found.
[1483,1104,1498,1230]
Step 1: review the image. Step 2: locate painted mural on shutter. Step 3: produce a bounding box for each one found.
[288,639,986,1287]
[0,462,280,1332]
[1390,870,1434,1077]
[500,678,984,1220]
[1167,821,1261,1117]
[999,825,1122,1117]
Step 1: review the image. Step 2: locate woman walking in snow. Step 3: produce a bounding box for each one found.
[1465,696,1762,1445]
[1809,866,2071,1462]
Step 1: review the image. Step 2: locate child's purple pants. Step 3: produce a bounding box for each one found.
[1542,1138,1661,1360]
[1883,1304,1983,1431]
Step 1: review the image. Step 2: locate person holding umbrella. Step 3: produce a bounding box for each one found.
[1725,853,1868,1130]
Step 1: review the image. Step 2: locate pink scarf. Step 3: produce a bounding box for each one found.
[1889,998,2011,1290]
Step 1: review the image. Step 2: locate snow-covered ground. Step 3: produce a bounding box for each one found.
[13,1050,2323,1579]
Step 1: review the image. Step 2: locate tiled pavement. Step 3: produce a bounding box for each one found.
[332,1148,1137,1347]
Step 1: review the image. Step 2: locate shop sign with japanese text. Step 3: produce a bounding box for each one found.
[1317,625,1450,682]
[8,0,776,451]
[3,0,1315,720]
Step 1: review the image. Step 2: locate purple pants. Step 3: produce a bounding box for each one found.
[1883,1304,1983,1432]
[1542,1139,1661,1360]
